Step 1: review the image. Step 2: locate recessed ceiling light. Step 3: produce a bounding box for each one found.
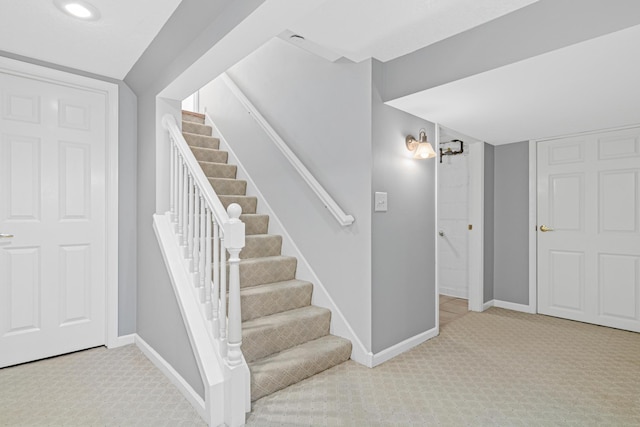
[54,0,101,21]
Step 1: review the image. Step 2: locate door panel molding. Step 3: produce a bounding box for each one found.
[532,124,640,333]
[0,56,119,355]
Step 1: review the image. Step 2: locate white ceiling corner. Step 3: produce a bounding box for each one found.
[287,0,539,63]
[0,0,182,79]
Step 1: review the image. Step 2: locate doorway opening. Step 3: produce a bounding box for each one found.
[436,125,485,328]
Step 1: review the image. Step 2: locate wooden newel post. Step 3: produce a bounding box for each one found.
[224,203,245,366]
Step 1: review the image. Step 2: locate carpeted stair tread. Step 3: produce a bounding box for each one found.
[240,214,269,235]
[183,132,220,149]
[249,335,352,401]
[190,147,228,164]
[182,111,205,124]
[236,234,282,259]
[240,280,312,321]
[219,195,257,214]
[182,121,212,136]
[209,178,247,196]
[242,306,331,363]
[199,161,237,179]
[230,255,297,288]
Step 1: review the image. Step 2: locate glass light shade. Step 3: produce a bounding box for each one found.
[65,3,92,18]
[413,142,436,159]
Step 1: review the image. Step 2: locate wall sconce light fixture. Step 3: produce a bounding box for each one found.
[406,129,436,159]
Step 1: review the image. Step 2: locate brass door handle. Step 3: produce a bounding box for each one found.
[0,233,14,238]
[539,225,554,232]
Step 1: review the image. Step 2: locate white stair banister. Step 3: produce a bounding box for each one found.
[161,113,248,426]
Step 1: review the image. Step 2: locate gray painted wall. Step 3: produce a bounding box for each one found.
[371,60,436,353]
[483,143,494,304]
[203,38,374,350]
[0,50,138,336]
[493,142,529,305]
[380,0,640,102]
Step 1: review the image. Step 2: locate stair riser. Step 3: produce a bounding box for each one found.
[182,112,205,124]
[183,121,212,136]
[239,281,312,322]
[242,308,331,363]
[200,162,237,179]
[219,196,257,215]
[234,235,282,260]
[183,132,220,149]
[240,214,269,235]
[249,336,352,401]
[231,257,297,288]
[190,147,228,164]
[209,178,247,196]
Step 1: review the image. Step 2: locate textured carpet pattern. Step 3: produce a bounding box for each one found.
[2,309,638,426]
[242,307,331,363]
[246,307,640,426]
[240,280,313,321]
[182,111,352,401]
[0,345,205,427]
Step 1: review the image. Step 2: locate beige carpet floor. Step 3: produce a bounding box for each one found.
[1,308,639,426]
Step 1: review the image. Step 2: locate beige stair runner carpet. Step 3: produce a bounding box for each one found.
[181,111,352,401]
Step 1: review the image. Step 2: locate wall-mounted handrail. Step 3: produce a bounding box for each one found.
[220,73,355,226]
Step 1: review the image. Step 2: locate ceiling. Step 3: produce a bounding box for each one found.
[387,23,640,145]
[6,0,631,146]
[0,0,182,79]
[287,0,538,63]
[0,0,537,82]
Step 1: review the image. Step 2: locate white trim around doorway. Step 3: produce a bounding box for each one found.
[0,56,120,349]
[528,140,537,314]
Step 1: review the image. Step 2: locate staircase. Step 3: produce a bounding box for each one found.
[181,110,352,401]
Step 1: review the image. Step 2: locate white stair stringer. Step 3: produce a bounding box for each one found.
[153,213,249,427]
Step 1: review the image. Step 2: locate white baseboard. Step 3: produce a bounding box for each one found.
[439,287,469,299]
[134,334,207,421]
[108,333,135,348]
[370,327,438,367]
[483,300,495,311]
[493,299,536,314]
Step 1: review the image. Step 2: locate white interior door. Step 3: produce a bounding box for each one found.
[0,69,107,367]
[537,127,640,332]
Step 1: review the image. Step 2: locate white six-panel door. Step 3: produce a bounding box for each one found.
[0,69,108,367]
[537,127,640,332]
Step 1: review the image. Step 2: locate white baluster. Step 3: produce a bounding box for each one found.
[199,194,206,290]
[177,157,184,239]
[172,146,179,229]
[169,138,175,219]
[225,204,245,366]
[205,208,213,322]
[192,186,200,288]
[187,174,194,261]
[181,163,188,247]
[219,230,227,354]
[212,221,220,336]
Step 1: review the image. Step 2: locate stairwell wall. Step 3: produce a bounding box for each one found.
[200,38,440,356]
[200,38,374,351]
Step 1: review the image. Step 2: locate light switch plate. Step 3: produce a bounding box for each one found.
[374,192,388,212]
